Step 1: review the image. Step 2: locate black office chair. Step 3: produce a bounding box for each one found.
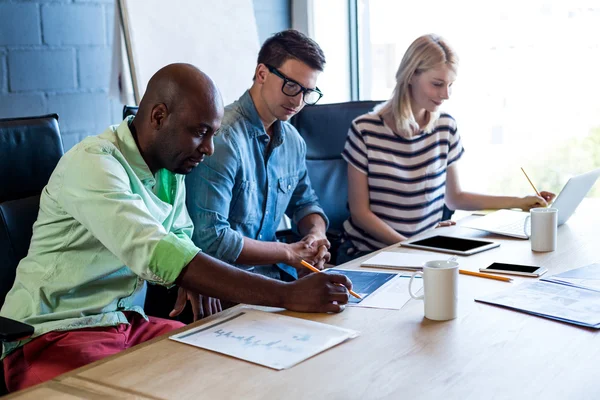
[289,101,383,264]
[290,101,455,264]
[0,114,64,395]
[123,105,138,119]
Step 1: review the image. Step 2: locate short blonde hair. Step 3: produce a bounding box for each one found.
[379,34,458,137]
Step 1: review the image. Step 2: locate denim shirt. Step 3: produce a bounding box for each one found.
[186,90,328,278]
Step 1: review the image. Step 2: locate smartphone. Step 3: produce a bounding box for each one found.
[480,262,548,277]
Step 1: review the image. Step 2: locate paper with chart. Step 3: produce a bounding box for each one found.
[326,269,396,304]
[476,281,600,328]
[541,263,600,292]
[328,269,422,310]
[170,309,359,370]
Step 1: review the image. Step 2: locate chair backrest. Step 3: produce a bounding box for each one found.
[0,114,64,306]
[290,102,454,235]
[123,105,139,119]
[290,101,382,233]
[0,114,63,395]
[0,114,63,203]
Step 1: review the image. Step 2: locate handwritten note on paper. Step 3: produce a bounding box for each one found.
[170,309,360,370]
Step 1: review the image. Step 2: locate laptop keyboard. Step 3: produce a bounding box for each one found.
[492,218,530,237]
[463,209,530,239]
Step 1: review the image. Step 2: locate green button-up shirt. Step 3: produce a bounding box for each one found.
[1,117,200,359]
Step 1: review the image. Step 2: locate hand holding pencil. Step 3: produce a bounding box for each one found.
[300,260,362,299]
[282,271,354,313]
[519,167,556,210]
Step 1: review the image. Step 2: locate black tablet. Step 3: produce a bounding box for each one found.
[401,235,500,256]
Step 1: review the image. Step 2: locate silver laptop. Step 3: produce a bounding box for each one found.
[462,168,600,239]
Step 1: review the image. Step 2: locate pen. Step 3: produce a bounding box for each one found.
[459,269,513,282]
[300,260,362,299]
[520,167,542,198]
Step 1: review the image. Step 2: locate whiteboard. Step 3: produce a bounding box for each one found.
[119,0,260,105]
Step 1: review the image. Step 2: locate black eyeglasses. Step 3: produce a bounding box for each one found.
[265,64,323,105]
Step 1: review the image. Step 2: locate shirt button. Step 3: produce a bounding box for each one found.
[265,211,269,215]
[287,184,291,190]
[259,234,263,239]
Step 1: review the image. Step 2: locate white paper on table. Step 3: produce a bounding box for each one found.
[476,281,600,328]
[352,274,423,310]
[542,263,600,293]
[360,251,434,271]
[170,309,359,370]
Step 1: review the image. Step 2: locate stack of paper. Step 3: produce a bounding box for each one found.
[360,251,435,271]
[476,263,600,328]
[541,263,600,292]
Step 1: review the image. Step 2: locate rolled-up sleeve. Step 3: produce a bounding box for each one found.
[185,131,244,263]
[149,233,199,284]
[59,145,199,286]
[287,139,329,228]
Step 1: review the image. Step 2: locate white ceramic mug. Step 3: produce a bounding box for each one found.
[408,260,459,321]
[525,207,558,252]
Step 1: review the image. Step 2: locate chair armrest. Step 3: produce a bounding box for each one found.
[0,316,33,342]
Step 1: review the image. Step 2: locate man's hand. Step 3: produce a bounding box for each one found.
[281,272,352,313]
[286,234,331,274]
[169,287,222,322]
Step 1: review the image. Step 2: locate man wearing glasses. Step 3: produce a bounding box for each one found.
[185,30,330,283]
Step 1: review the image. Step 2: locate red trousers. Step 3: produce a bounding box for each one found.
[3,312,184,393]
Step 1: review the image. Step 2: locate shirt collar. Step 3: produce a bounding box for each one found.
[116,116,155,185]
[237,90,285,145]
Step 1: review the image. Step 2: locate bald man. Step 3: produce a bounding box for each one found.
[0,64,352,392]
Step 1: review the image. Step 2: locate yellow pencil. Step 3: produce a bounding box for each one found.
[459,269,513,283]
[300,260,362,299]
[520,167,541,198]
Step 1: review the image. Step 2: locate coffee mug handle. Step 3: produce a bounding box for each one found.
[524,215,531,239]
[409,271,424,300]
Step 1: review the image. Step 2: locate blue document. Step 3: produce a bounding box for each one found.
[325,269,396,304]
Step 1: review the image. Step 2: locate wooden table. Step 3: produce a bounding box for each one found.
[7,208,600,399]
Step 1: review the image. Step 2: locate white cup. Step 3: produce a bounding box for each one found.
[408,260,459,321]
[525,207,558,252]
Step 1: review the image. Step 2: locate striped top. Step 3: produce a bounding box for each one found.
[342,112,464,252]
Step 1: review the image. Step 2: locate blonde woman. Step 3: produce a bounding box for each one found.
[338,34,554,263]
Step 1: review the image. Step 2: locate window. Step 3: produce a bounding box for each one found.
[297,0,352,103]
[307,0,600,197]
